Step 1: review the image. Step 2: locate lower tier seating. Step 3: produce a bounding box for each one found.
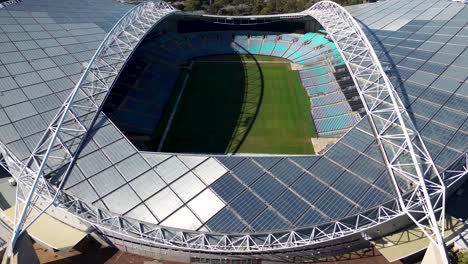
[110,30,360,138]
[311,90,347,106]
[314,113,361,135]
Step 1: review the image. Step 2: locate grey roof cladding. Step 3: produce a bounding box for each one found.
[0,0,466,234]
[0,0,132,168]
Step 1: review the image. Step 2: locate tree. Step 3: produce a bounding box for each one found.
[176,0,364,15]
[458,251,468,264]
[184,0,202,11]
[250,0,265,15]
[209,0,227,14]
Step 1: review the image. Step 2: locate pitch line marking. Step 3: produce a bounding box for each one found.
[157,62,192,152]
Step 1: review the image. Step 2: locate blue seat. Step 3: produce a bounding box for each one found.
[248,38,262,54]
[140,30,356,139]
[314,113,361,136]
[311,91,346,106]
[260,38,276,55]
[271,41,290,57]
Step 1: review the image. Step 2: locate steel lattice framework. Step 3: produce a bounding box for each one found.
[6,0,468,259]
[9,0,177,253]
[0,0,21,9]
[305,1,449,262]
[199,13,306,25]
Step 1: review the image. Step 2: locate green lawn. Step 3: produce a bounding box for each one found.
[150,54,316,154]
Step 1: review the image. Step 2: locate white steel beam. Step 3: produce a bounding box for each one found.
[5,0,467,257]
[9,1,176,254]
[305,1,448,262]
[0,0,21,9]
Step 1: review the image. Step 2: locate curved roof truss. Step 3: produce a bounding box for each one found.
[8,0,468,258]
[305,1,448,262]
[0,0,21,9]
[10,0,177,252]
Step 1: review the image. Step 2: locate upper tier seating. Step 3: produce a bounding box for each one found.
[259,35,277,55]
[301,74,336,87]
[110,31,360,138]
[300,66,329,78]
[271,40,291,57]
[312,102,352,119]
[314,113,361,136]
[311,90,346,106]
[248,36,263,54]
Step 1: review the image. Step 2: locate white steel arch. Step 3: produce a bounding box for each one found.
[9,0,177,253]
[6,0,467,259]
[305,1,448,262]
[0,0,21,9]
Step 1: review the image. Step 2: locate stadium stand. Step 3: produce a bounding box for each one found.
[315,114,362,137]
[2,1,466,262]
[247,35,263,54]
[106,31,361,138]
[259,34,277,55]
[311,90,347,106]
[312,102,353,119]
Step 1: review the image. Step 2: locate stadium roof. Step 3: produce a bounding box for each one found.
[0,0,467,255]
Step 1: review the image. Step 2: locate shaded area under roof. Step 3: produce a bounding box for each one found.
[0,0,466,234]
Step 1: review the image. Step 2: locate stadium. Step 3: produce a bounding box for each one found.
[0,0,467,263]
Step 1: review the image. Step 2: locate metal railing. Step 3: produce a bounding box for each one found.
[305,1,451,262]
[5,0,468,258]
[9,0,176,253]
[0,0,21,9]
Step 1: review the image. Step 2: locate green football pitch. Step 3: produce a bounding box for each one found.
[149,54,317,154]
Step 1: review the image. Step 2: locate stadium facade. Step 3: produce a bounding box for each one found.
[0,0,467,263]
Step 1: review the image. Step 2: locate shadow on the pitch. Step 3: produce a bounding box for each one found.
[225,47,265,154]
[159,48,264,154]
[104,32,269,154]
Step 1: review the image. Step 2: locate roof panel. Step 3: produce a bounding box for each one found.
[145,187,183,221]
[21,82,53,99]
[115,154,151,181]
[5,61,34,75]
[4,101,37,121]
[229,191,266,223]
[0,76,19,92]
[250,208,290,232]
[177,155,208,169]
[206,207,248,233]
[88,166,126,197]
[102,185,141,215]
[102,138,136,164]
[141,152,171,167]
[314,189,355,220]
[268,159,305,186]
[76,150,112,177]
[210,173,246,203]
[193,158,228,185]
[271,190,310,224]
[188,188,225,222]
[161,206,203,230]
[0,88,28,107]
[251,174,287,204]
[0,124,21,144]
[154,156,189,184]
[0,0,465,236]
[170,172,206,202]
[125,204,157,224]
[129,169,166,200]
[13,114,46,138]
[67,180,99,204]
